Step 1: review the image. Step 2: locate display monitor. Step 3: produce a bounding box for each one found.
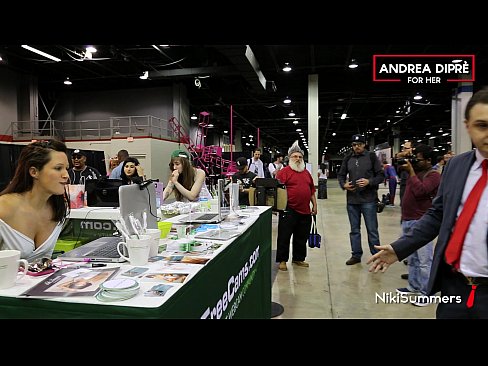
[85,179,123,207]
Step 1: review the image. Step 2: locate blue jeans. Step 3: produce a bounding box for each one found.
[403,220,433,295]
[346,202,380,259]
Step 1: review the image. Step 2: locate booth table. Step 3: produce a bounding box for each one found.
[0,207,272,319]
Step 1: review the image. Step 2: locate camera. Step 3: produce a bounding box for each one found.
[397,154,418,165]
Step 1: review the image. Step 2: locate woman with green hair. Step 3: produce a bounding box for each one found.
[162,149,211,202]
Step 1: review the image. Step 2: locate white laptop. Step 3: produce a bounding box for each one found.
[119,182,158,235]
[179,179,230,223]
[58,236,126,263]
[59,180,159,262]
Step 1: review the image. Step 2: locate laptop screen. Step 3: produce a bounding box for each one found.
[85,179,123,207]
[119,182,158,236]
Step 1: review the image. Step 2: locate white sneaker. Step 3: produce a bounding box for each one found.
[412,296,432,307]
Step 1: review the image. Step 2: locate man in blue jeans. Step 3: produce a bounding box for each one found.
[395,144,440,306]
[337,134,384,265]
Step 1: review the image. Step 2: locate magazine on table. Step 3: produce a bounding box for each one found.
[20,267,119,298]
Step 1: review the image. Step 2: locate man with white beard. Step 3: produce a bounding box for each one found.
[275,141,318,271]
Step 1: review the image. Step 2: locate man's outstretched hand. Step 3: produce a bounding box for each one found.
[367,245,399,273]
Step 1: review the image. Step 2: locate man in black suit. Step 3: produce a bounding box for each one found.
[368,88,488,318]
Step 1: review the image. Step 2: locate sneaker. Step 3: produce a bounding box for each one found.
[396,287,421,295]
[401,273,409,280]
[278,262,287,271]
[412,296,432,307]
[346,256,361,265]
[292,261,309,267]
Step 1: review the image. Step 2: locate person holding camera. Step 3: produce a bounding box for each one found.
[394,144,440,306]
[337,134,384,265]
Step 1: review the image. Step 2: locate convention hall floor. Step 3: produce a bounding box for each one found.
[271,179,436,319]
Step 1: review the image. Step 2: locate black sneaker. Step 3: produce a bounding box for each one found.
[346,257,361,265]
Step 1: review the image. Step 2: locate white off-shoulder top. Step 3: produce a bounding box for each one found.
[0,218,62,262]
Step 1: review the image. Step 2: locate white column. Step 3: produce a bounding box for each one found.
[392,127,400,155]
[308,74,319,185]
[451,83,473,154]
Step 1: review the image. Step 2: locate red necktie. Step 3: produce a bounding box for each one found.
[445,159,488,270]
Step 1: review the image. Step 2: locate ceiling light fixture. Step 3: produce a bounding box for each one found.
[86,46,97,53]
[282,62,292,72]
[348,59,358,69]
[191,114,198,120]
[21,45,61,62]
[413,92,423,100]
[84,51,93,60]
[283,97,291,104]
[139,71,148,80]
[64,77,72,85]
[288,110,295,117]
[293,120,299,125]
[341,113,347,120]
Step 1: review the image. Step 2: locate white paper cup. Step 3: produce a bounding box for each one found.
[145,228,161,257]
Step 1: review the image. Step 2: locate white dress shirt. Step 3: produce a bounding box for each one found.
[459,150,488,277]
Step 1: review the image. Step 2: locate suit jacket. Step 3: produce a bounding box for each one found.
[392,150,478,295]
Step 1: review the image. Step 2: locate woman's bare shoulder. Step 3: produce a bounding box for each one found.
[195,168,206,179]
[0,194,21,220]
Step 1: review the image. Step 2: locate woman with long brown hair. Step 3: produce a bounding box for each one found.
[0,140,70,261]
[162,150,210,202]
